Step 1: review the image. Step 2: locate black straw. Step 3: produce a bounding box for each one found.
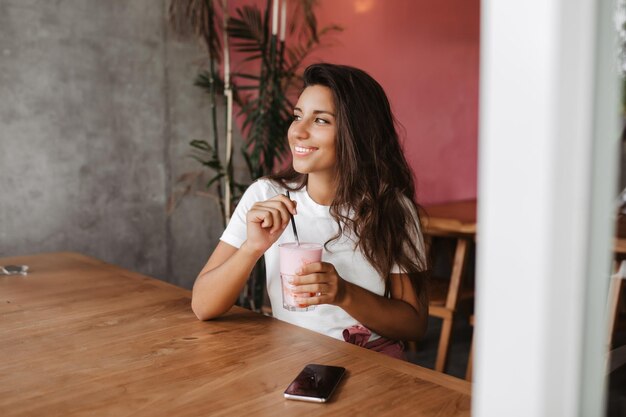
[285,191,300,245]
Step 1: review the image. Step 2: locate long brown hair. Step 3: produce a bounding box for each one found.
[269,63,427,297]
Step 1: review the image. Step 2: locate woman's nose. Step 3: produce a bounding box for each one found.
[289,121,309,140]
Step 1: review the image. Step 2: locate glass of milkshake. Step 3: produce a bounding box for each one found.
[279,243,323,312]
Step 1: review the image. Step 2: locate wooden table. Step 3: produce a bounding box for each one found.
[0,252,471,416]
[421,199,477,237]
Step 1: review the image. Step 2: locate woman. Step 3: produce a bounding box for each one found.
[191,63,428,359]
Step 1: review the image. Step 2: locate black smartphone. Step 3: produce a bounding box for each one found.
[283,364,346,403]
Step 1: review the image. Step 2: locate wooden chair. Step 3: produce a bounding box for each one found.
[428,234,474,372]
[424,226,476,373]
[422,200,476,372]
[418,200,477,374]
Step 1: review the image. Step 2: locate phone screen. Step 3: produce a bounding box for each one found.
[284,364,346,403]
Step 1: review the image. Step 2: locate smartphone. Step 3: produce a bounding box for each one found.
[283,364,346,403]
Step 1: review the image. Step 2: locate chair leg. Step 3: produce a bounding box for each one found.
[465,335,474,381]
[466,314,475,381]
[434,238,469,373]
[445,239,469,308]
[435,317,454,372]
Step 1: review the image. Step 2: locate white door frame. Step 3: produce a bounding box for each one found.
[474,1,621,415]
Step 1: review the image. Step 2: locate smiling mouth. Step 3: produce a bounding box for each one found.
[294,145,318,155]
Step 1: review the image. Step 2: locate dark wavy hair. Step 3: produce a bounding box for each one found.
[269,63,427,297]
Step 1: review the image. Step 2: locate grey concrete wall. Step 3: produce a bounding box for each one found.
[0,0,233,289]
[165,21,234,289]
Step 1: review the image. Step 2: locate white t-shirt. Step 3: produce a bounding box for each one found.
[220,178,415,341]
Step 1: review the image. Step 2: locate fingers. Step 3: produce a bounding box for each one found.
[291,277,333,305]
[296,261,330,276]
[270,194,297,215]
[290,272,326,286]
[247,207,285,235]
[254,203,285,234]
[293,293,328,306]
[289,262,344,306]
[248,199,293,234]
[293,282,330,294]
[291,263,334,286]
[293,291,327,308]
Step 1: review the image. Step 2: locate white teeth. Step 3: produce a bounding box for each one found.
[295,146,315,153]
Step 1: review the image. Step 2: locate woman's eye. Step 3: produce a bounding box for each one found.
[315,118,329,125]
[293,114,302,121]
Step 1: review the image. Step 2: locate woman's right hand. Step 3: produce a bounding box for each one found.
[242,194,297,255]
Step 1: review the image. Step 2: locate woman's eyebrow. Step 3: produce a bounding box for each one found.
[293,107,336,117]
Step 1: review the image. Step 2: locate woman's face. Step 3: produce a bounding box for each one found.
[288,85,338,177]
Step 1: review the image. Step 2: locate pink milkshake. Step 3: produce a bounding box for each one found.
[279,242,323,312]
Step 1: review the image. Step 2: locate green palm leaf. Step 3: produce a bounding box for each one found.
[228,6,265,53]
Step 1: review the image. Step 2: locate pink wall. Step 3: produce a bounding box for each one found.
[310,0,480,204]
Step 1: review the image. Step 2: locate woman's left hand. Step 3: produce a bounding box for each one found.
[291,262,349,307]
